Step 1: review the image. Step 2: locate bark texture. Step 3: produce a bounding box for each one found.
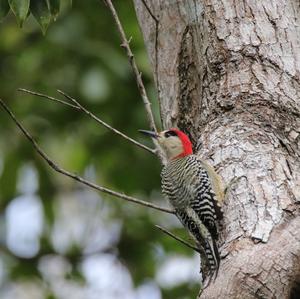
[133,0,300,298]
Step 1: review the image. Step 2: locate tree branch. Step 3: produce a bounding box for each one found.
[140,0,161,118]
[0,98,174,214]
[19,88,79,109]
[57,89,156,155]
[155,225,200,253]
[103,0,166,164]
[103,0,157,133]
[18,88,156,155]
[140,0,159,23]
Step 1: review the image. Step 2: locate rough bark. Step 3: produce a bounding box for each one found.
[133,0,300,298]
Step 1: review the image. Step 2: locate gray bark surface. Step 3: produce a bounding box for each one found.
[133,0,300,298]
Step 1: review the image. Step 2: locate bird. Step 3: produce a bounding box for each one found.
[139,128,224,281]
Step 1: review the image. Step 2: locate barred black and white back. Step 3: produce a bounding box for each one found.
[161,155,223,277]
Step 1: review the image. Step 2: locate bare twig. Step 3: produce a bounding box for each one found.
[57,89,156,155]
[155,225,200,253]
[103,0,157,133]
[141,0,159,23]
[104,0,167,164]
[140,0,161,120]
[0,98,174,214]
[18,88,156,155]
[19,88,79,109]
[154,18,161,121]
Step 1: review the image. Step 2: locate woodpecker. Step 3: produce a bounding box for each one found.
[139,128,224,280]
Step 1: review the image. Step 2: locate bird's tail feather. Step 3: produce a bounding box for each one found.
[176,208,220,282]
[201,236,220,288]
[204,236,220,275]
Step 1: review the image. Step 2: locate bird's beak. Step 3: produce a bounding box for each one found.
[138,129,159,139]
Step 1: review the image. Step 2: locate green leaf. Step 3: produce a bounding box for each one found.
[47,0,59,19]
[0,0,10,21]
[8,0,30,27]
[30,0,51,34]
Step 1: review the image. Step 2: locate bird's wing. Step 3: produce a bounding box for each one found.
[188,157,223,238]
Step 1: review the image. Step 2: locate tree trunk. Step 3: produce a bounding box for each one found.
[133,1,300,298]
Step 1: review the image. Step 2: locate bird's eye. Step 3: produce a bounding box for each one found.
[164,131,177,138]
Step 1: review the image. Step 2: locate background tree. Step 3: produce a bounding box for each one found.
[134,0,300,298]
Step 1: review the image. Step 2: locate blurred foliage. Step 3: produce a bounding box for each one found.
[0,0,199,298]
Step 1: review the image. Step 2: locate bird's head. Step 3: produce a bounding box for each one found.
[139,128,193,160]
